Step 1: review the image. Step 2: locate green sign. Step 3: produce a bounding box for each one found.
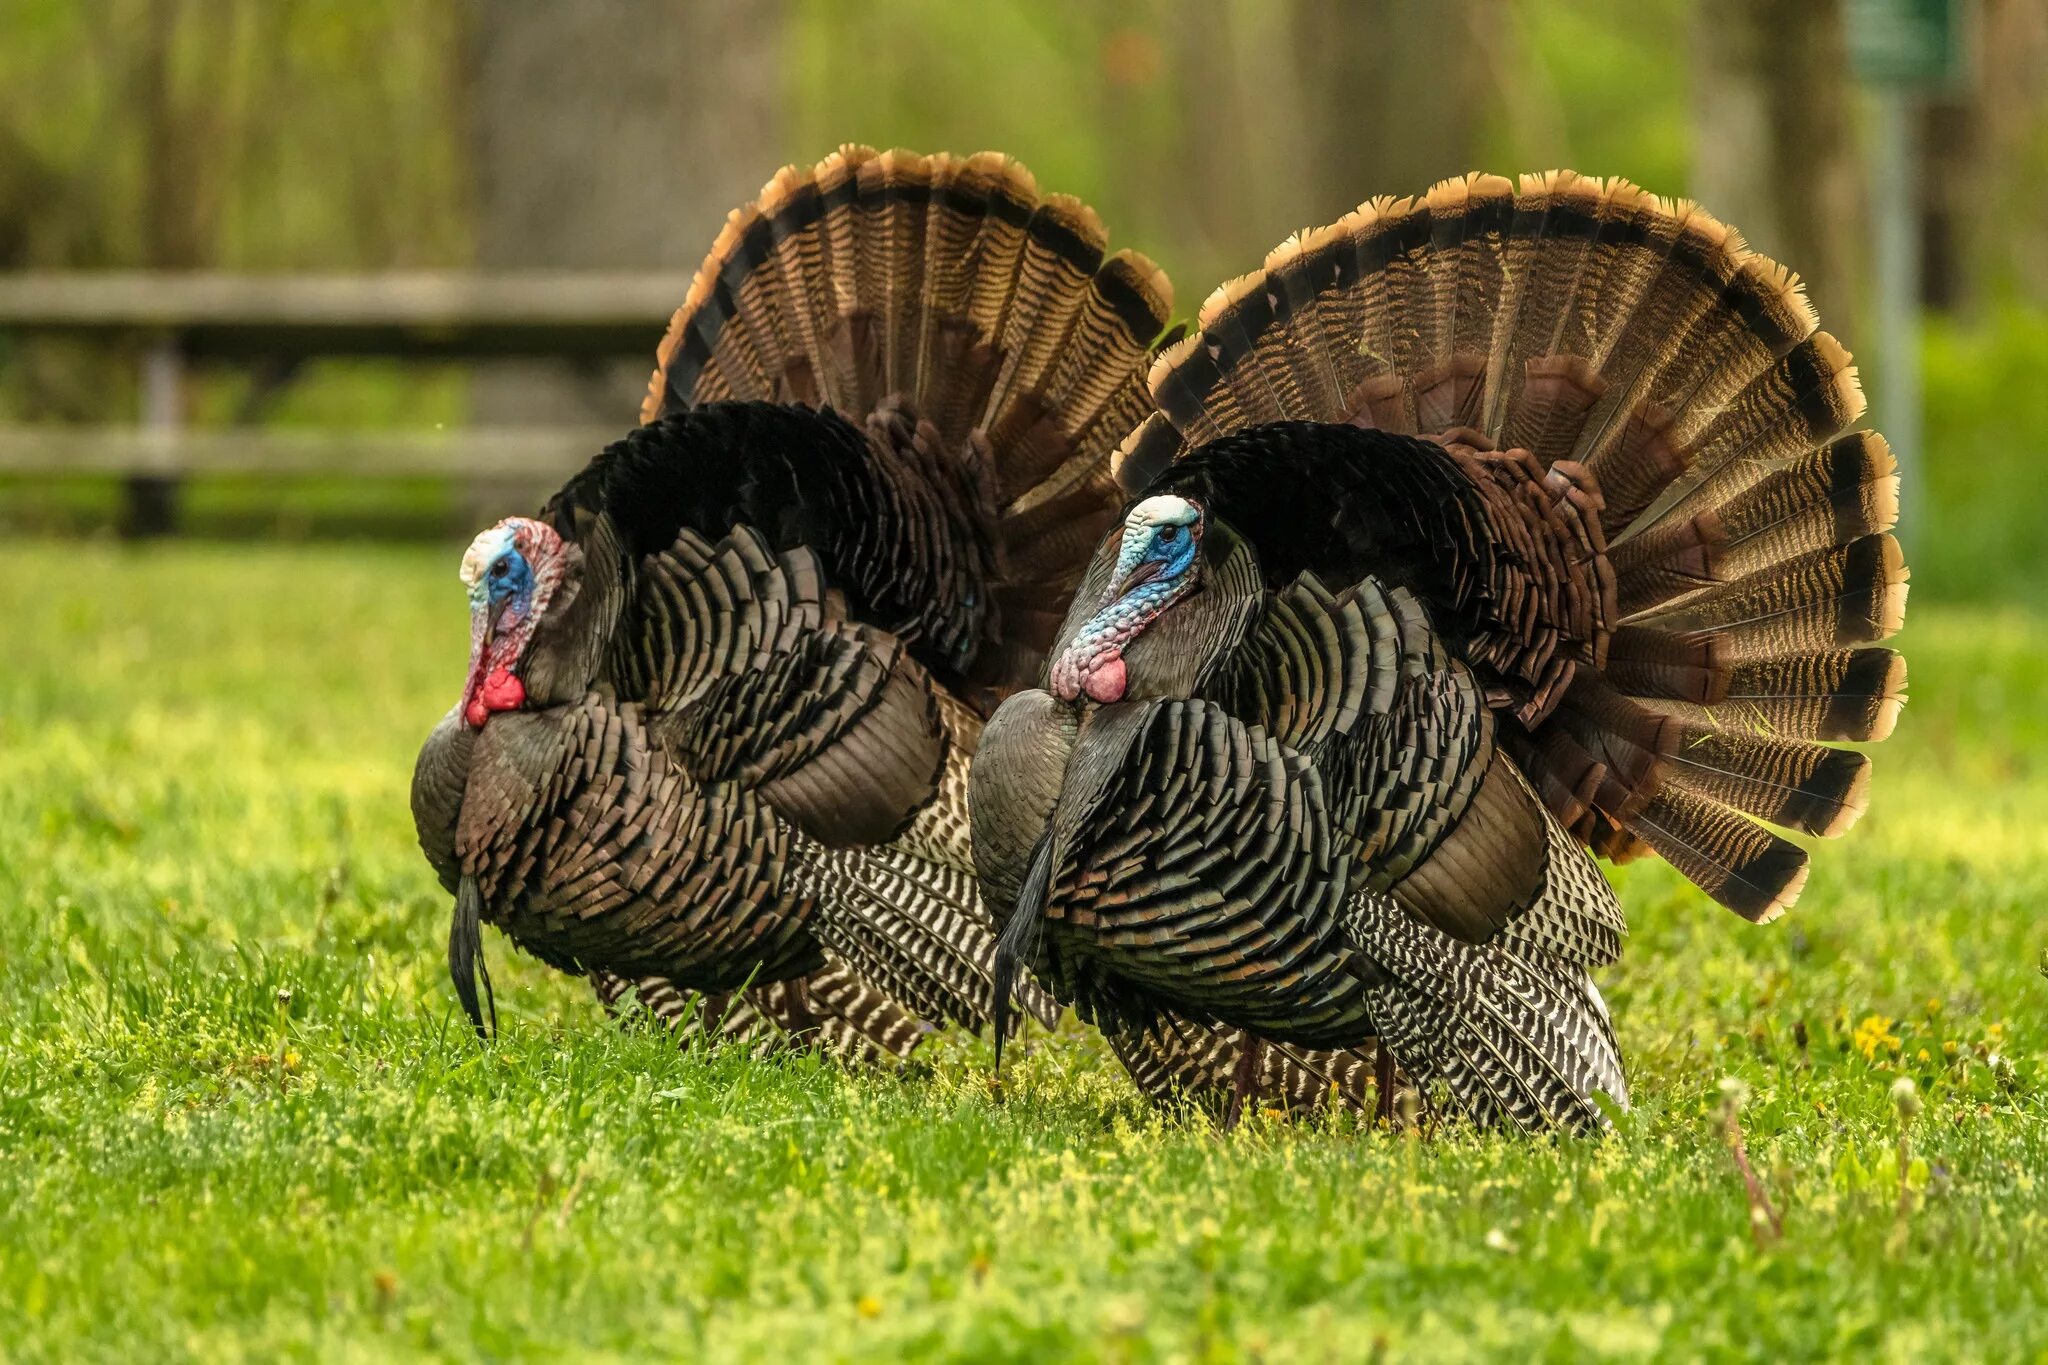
[1848,0,1965,87]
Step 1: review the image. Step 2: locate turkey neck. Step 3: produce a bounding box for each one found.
[416,528,615,894]
[519,520,622,708]
[1098,522,1266,702]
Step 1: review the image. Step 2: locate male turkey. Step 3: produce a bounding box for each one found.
[410,146,1182,1058]
[972,172,1907,1131]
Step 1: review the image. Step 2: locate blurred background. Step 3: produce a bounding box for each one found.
[1,0,2044,604]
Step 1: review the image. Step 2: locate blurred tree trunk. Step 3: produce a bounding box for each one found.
[1691,0,1863,339]
[1091,11,1179,283]
[1919,95,1973,313]
[132,0,226,534]
[1927,0,2048,312]
[467,0,788,425]
[1289,0,1493,217]
[1155,0,1294,291]
[141,0,203,271]
[1147,0,1490,297]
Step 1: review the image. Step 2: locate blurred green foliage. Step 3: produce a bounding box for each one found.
[1921,308,2048,603]
[0,0,2043,601]
[789,0,1696,296]
[0,0,469,271]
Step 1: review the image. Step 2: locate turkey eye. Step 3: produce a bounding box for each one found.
[490,558,510,580]
[1156,526,1179,545]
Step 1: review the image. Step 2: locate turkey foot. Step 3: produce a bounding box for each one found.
[1223,1035,1265,1130]
[1375,1045,1399,1127]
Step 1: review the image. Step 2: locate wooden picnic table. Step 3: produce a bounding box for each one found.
[0,271,693,532]
[0,271,693,359]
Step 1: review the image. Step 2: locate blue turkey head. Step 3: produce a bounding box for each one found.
[456,516,567,728]
[1050,494,1204,705]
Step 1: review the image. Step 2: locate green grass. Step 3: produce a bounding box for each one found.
[2,542,2046,1363]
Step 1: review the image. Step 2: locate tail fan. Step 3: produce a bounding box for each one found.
[1104,1015,1398,1119]
[592,962,932,1064]
[1114,170,1906,920]
[801,840,1062,1037]
[1357,921,1627,1134]
[643,146,1174,698]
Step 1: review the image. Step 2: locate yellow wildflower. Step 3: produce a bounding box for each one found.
[1852,1014,1901,1061]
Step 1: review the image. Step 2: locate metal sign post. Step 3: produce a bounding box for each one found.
[1869,87,1924,548]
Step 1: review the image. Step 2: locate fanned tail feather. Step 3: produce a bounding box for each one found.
[1104,1014,1398,1119]
[644,146,1174,699]
[592,962,932,1064]
[1117,169,1907,919]
[1349,880,1627,1134]
[800,837,1060,1036]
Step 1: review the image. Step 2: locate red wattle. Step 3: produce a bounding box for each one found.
[465,667,525,728]
[1083,654,1127,704]
[479,666,526,712]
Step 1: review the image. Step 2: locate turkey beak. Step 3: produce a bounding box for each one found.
[483,594,510,651]
[1109,558,1167,603]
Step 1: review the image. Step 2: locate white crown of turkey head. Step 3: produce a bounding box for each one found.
[1127,493,1201,530]
[458,524,511,591]
[459,517,568,613]
[1108,494,1201,588]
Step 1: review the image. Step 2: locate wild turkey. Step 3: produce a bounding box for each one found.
[410,146,1187,1059]
[971,171,1907,1131]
